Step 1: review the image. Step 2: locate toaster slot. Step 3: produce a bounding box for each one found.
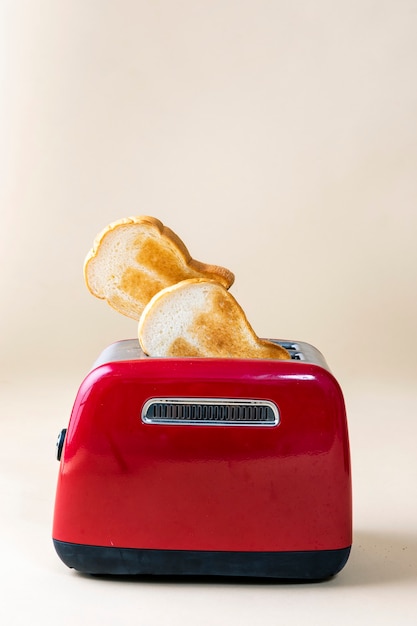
[278,342,300,351]
[142,398,279,426]
[274,341,305,360]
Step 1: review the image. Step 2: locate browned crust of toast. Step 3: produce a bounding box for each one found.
[84,216,234,290]
[83,216,235,319]
[138,278,290,360]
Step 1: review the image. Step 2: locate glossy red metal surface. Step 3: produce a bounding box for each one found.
[53,356,351,552]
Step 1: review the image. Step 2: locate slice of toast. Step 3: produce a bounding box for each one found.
[84,216,235,320]
[138,278,290,360]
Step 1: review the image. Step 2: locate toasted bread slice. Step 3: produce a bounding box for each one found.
[84,216,235,320]
[138,279,290,360]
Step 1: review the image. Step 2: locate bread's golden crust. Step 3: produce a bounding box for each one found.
[84,216,235,319]
[85,217,288,361]
[138,278,290,360]
[83,216,167,296]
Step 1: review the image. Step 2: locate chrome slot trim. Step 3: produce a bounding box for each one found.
[141,398,279,426]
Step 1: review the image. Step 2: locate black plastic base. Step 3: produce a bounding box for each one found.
[53,540,350,581]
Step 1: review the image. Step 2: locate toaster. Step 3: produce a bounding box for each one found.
[52,338,351,580]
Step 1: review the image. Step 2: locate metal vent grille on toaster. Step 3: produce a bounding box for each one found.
[142,398,279,426]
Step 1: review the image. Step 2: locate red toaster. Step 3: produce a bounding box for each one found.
[52,338,351,580]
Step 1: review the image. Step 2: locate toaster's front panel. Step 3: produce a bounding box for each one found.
[53,356,351,556]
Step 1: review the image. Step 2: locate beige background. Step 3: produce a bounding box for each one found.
[1,2,416,625]
[1,0,416,385]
